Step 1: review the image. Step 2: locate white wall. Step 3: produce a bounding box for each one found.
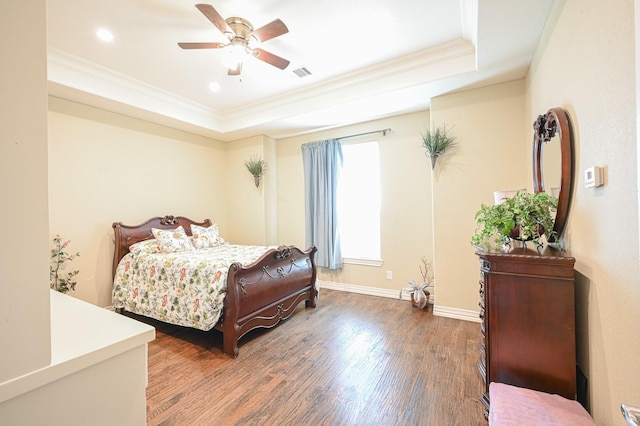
[0,0,51,383]
[527,0,640,423]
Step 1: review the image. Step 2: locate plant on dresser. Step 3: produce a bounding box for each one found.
[471,190,558,247]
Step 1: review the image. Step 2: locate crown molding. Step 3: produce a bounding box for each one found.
[223,38,476,131]
[47,47,224,132]
[47,38,475,138]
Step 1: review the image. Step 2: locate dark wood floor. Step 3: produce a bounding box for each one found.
[141,288,485,425]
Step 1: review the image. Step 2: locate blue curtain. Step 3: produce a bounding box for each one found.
[301,139,343,269]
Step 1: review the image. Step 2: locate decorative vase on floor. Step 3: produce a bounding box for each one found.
[411,291,430,309]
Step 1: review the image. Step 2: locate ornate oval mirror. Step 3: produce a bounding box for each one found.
[532,107,573,242]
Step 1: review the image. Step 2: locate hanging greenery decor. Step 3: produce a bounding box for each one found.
[245,155,267,187]
[421,124,458,170]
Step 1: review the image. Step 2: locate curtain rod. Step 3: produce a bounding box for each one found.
[337,128,392,141]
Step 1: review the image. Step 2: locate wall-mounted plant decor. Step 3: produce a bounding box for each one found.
[422,124,457,170]
[245,155,267,187]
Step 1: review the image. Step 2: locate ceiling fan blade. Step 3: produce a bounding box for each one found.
[251,19,288,42]
[228,62,243,76]
[195,3,233,35]
[178,42,225,49]
[253,48,290,70]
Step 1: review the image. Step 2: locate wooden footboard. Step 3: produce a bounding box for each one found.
[216,245,318,358]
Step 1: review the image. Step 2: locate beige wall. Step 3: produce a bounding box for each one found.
[430,80,529,313]
[48,97,229,306]
[273,95,525,309]
[0,0,51,383]
[39,2,640,422]
[527,0,639,423]
[2,5,151,423]
[276,112,435,294]
[46,103,443,307]
[225,135,268,245]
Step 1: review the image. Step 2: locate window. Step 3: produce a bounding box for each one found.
[337,141,381,264]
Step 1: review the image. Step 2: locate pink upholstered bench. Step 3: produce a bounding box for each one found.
[489,382,596,425]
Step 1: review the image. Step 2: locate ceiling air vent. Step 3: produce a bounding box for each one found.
[292,67,312,78]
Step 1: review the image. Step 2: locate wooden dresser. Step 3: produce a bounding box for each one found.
[476,246,577,412]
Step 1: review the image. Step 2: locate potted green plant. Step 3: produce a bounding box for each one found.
[422,124,457,169]
[245,155,267,187]
[400,257,434,309]
[50,234,80,294]
[471,190,558,248]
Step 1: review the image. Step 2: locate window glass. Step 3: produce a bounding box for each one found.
[338,141,381,261]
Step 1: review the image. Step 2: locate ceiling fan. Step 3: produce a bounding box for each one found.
[178,3,290,76]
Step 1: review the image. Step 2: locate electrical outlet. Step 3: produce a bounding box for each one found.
[386,271,393,280]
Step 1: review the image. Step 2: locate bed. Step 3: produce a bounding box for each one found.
[111,215,317,358]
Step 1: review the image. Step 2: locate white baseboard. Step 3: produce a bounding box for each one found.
[318,280,409,300]
[317,280,480,323]
[433,305,481,323]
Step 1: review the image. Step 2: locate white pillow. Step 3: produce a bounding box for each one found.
[151,226,194,253]
[191,223,226,249]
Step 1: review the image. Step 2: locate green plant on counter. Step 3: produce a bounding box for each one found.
[471,190,558,247]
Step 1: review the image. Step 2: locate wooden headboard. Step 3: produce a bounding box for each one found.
[112,215,212,279]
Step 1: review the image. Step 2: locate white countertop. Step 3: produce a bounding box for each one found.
[0,290,155,403]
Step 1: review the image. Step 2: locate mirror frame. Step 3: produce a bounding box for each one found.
[533,107,573,242]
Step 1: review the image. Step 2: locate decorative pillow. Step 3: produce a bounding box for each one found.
[129,239,161,255]
[191,223,226,249]
[151,226,194,253]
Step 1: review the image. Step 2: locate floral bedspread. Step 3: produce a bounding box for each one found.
[112,244,273,331]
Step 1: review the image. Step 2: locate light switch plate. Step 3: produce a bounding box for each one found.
[585,166,603,188]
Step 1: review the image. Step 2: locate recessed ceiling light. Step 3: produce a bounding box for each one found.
[208,82,221,93]
[96,28,114,42]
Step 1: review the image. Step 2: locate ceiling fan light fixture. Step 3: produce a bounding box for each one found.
[248,36,259,49]
[223,43,249,69]
[179,4,290,76]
